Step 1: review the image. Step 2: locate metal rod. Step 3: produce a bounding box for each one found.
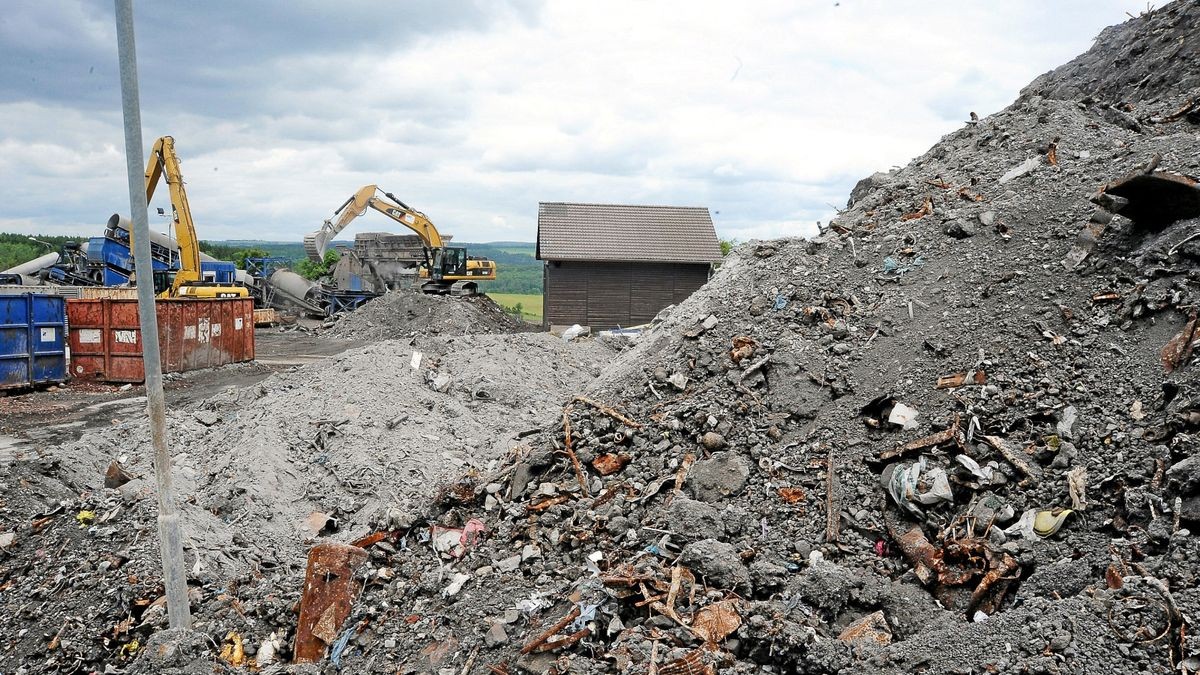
[113,0,192,630]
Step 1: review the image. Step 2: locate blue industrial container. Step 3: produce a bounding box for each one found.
[201,260,237,284]
[0,293,68,390]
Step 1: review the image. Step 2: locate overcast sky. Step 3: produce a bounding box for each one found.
[0,1,1147,244]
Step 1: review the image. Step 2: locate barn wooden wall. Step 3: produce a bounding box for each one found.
[543,261,710,329]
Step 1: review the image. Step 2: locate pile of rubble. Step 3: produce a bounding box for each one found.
[270,5,1196,673]
[2,3,1199,674]
[321,291,528,341]
[0,331,617,672]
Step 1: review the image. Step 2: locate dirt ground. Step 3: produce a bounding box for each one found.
[0,329,362,459]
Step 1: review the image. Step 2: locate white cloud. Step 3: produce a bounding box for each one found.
[0,0,1152,244]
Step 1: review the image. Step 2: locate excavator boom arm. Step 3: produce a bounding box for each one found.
[303,184,378,261]
[304,185,447,261]
[140,136,201,293]
[367,197,444,249]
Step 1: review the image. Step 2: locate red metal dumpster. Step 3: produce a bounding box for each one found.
[67,297,255,382]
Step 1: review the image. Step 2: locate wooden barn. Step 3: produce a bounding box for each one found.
[536,202,722,331]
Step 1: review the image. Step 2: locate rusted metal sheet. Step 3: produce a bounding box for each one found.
[78,287,140,300]
[253,308,280,326]
[293,542,368,664]
[67,297,255,382]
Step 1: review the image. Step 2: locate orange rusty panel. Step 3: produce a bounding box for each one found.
[66,297,255,383]
[294,543,368,663]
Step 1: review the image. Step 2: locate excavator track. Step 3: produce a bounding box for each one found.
[449,280,478,297]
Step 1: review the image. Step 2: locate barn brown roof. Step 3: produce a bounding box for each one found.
[536,202,722,263]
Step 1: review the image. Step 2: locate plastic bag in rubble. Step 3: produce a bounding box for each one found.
[955,455,1004,485]
[884,457,953,516]
[561,324,587,341]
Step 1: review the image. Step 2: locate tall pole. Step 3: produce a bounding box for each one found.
[113,0,192,630]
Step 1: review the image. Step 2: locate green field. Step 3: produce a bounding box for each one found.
[488,292,543,323]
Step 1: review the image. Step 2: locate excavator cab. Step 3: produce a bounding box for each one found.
[432,247,469,278]
[152,269,174,295]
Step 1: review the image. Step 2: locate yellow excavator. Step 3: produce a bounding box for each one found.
[304,185,496,296]
[129,136,248,299]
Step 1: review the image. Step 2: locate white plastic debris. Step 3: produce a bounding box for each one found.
[888,402,920,430]
[999,156,1041,184]
[443,572,471,597]
[585,550,604,576]
[561,324,587,341]
[1004,509,1038,539]
[256,632,283,667]
[955,454,999,483]
[1057,405,1078,439]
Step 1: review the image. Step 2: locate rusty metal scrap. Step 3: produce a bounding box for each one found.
[690,600,742,645]
[293,542,369,663]
[892,523,941,586]
[592,453,631,476]
[901,195,933,221]
[529,627,590,653]
[1161,311,1198,374]
[561,407,589,496]
[519,606,581,655]
[777,486,806,504]
[837,610,892,646]
[730,336,757,364]
[527,494,570,512]
[572,395,642,429]
[350,531,387,548]
[935,371,987,389]
[878,415,962,461]
[824,445,839,544]
[658,649,712,675]
[980,435,1042,482]
[957,187,985,202]
[887,518,1019,616]
[667,453,696,506]
[1160,96,1200,123]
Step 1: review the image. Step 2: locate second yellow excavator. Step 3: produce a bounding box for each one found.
[303,185,496,296]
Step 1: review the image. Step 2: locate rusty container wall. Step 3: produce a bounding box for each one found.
[79,287,140,300]
[67,298,255,382]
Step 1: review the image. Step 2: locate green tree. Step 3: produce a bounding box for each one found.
[231,247,270,270]
[719,238,739,256]
[294,249,340,280]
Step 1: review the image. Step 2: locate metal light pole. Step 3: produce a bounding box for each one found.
[113,0,192,630]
